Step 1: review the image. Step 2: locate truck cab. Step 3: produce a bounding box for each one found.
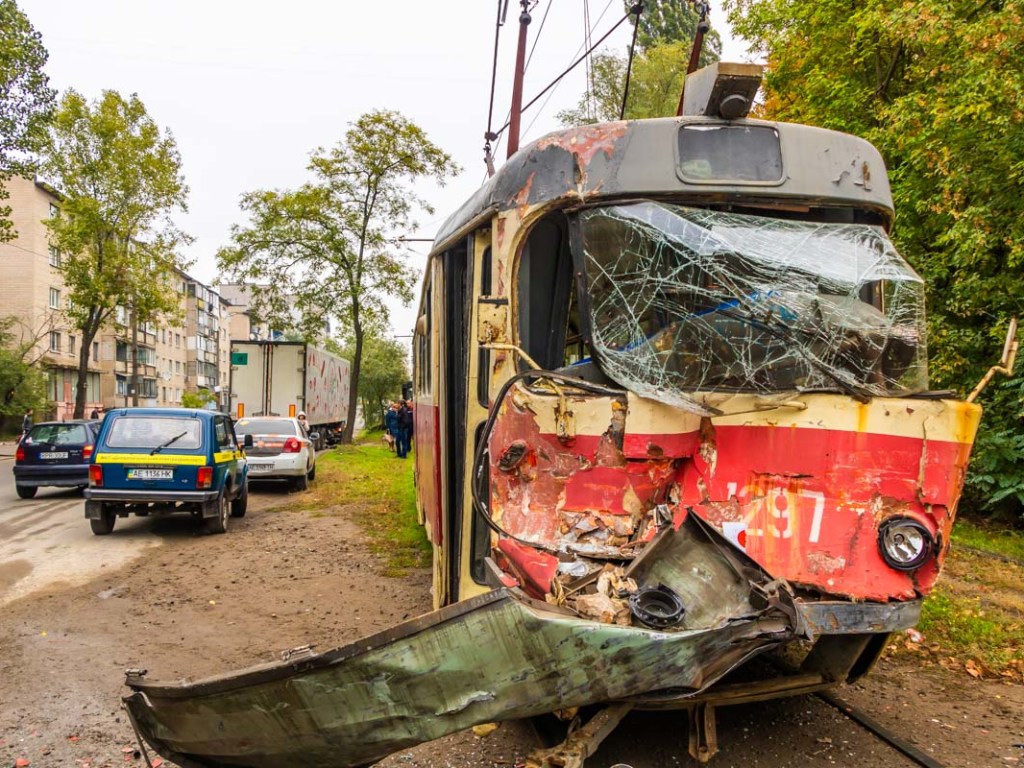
[84,408,249,536]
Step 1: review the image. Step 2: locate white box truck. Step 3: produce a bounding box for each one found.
[229,341,351,448]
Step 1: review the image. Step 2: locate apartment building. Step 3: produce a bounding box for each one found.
[0,176,232,417]
[0,176,102,419]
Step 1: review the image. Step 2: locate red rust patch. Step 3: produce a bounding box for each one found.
[535,122,629,169]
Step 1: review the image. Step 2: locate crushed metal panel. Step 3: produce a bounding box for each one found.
[672,395,981,599]
[123,515,797,768]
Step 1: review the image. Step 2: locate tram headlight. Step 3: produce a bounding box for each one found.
[877,517,933,571]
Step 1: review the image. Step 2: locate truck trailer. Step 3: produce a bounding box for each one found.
[228,341,351,449]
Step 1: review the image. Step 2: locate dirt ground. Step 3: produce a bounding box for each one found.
[1,493,1022,768]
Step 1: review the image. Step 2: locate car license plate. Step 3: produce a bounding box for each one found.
[248,463,273,473]
[40,451,68,459]
[128,468,173,480]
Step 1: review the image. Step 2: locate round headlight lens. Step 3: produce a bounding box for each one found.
[878,517,933,571]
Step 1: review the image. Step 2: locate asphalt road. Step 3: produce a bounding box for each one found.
[0,456,169,607]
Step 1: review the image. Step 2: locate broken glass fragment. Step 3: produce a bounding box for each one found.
[570,203,927,411]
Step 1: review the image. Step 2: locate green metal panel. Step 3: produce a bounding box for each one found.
[123,516,799,768]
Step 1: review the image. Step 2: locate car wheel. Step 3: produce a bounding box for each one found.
[231,481,248,518]
[308,462,316,482]
[89,506,116,535]
[204,492,229,534]
[15,484,37,499]
[292,474,308,492]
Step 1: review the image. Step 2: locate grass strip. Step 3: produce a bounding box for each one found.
[951,518,1024,563]
[290,443,431,576]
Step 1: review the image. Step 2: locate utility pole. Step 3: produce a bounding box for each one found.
[677,1,711,116]
[506,0,532,159]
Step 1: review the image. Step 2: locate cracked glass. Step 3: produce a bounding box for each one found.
[570,202,927,411]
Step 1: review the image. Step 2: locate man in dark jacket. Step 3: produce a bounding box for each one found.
[21,408,33,438]
[396,402,413,459]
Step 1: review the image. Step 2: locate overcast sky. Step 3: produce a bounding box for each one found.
[20,0,749,337]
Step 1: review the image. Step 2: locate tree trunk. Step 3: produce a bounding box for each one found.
[73,313,102,420]
[343,322,363,445]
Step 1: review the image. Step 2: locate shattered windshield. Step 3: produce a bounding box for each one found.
[570,202,927,410]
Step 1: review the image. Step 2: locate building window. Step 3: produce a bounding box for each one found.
[49,287,60,309]
[68,335,76,355]
[175,333,181,348]
[49,331,60,352]
[92,342,99,360]
[49,203,59,218]
[48,245,61,267]
[115,375,127,396]
[140,379,157,398]
[175,360,181,374]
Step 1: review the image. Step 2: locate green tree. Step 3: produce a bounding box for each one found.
[559,3,722,125]
[0,316,48,422]
[41,89,191,419]
[725,0,1024,518]
[342,333,409,429]
[218,109,459,444]
[631,0,723,55]
[181,388,216,409]
[0,0,55,242]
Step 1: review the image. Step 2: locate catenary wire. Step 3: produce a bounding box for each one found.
[490,0,616,164]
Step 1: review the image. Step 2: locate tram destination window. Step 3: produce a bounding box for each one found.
[677,124,783,183]
[570,202,928,413]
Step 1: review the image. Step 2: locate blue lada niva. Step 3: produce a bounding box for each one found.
[85,408,250,536]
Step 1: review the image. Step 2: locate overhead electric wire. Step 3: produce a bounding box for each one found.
[485,0,507,146]
[583,0,593,121]
[490,0,616,162]
[523,0,553,76]
[495,6,633,137]
[620,2,644,119]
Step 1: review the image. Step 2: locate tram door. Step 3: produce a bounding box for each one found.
[436,236,471,606]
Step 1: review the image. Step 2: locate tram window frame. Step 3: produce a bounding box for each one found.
[469,421,491,584]
[676,124,785,186]
[477,246,492,407]
[416,274,432,395]
[516,213,574,371]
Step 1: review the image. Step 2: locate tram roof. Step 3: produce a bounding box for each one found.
[433,117,894,251]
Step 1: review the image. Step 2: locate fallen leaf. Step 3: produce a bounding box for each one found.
[965,659,982,678]
[472,723,499,738]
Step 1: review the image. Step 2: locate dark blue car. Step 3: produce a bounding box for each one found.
[85,408,249,536]
[13,420,101,498]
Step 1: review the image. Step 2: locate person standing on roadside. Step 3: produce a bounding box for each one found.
[21,408,33,440]
[384,402,399,453]
[397,400,414,459]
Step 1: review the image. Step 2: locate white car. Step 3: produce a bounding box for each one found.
[233,417,317,491]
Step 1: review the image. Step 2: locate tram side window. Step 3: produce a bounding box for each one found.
[517,214,576,370]
[416,281,432,394]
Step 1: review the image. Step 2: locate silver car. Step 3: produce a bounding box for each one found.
[233,417,317,491]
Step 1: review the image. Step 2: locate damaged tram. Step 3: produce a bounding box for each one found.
[120,66,994,768]
[410,75,982,756]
